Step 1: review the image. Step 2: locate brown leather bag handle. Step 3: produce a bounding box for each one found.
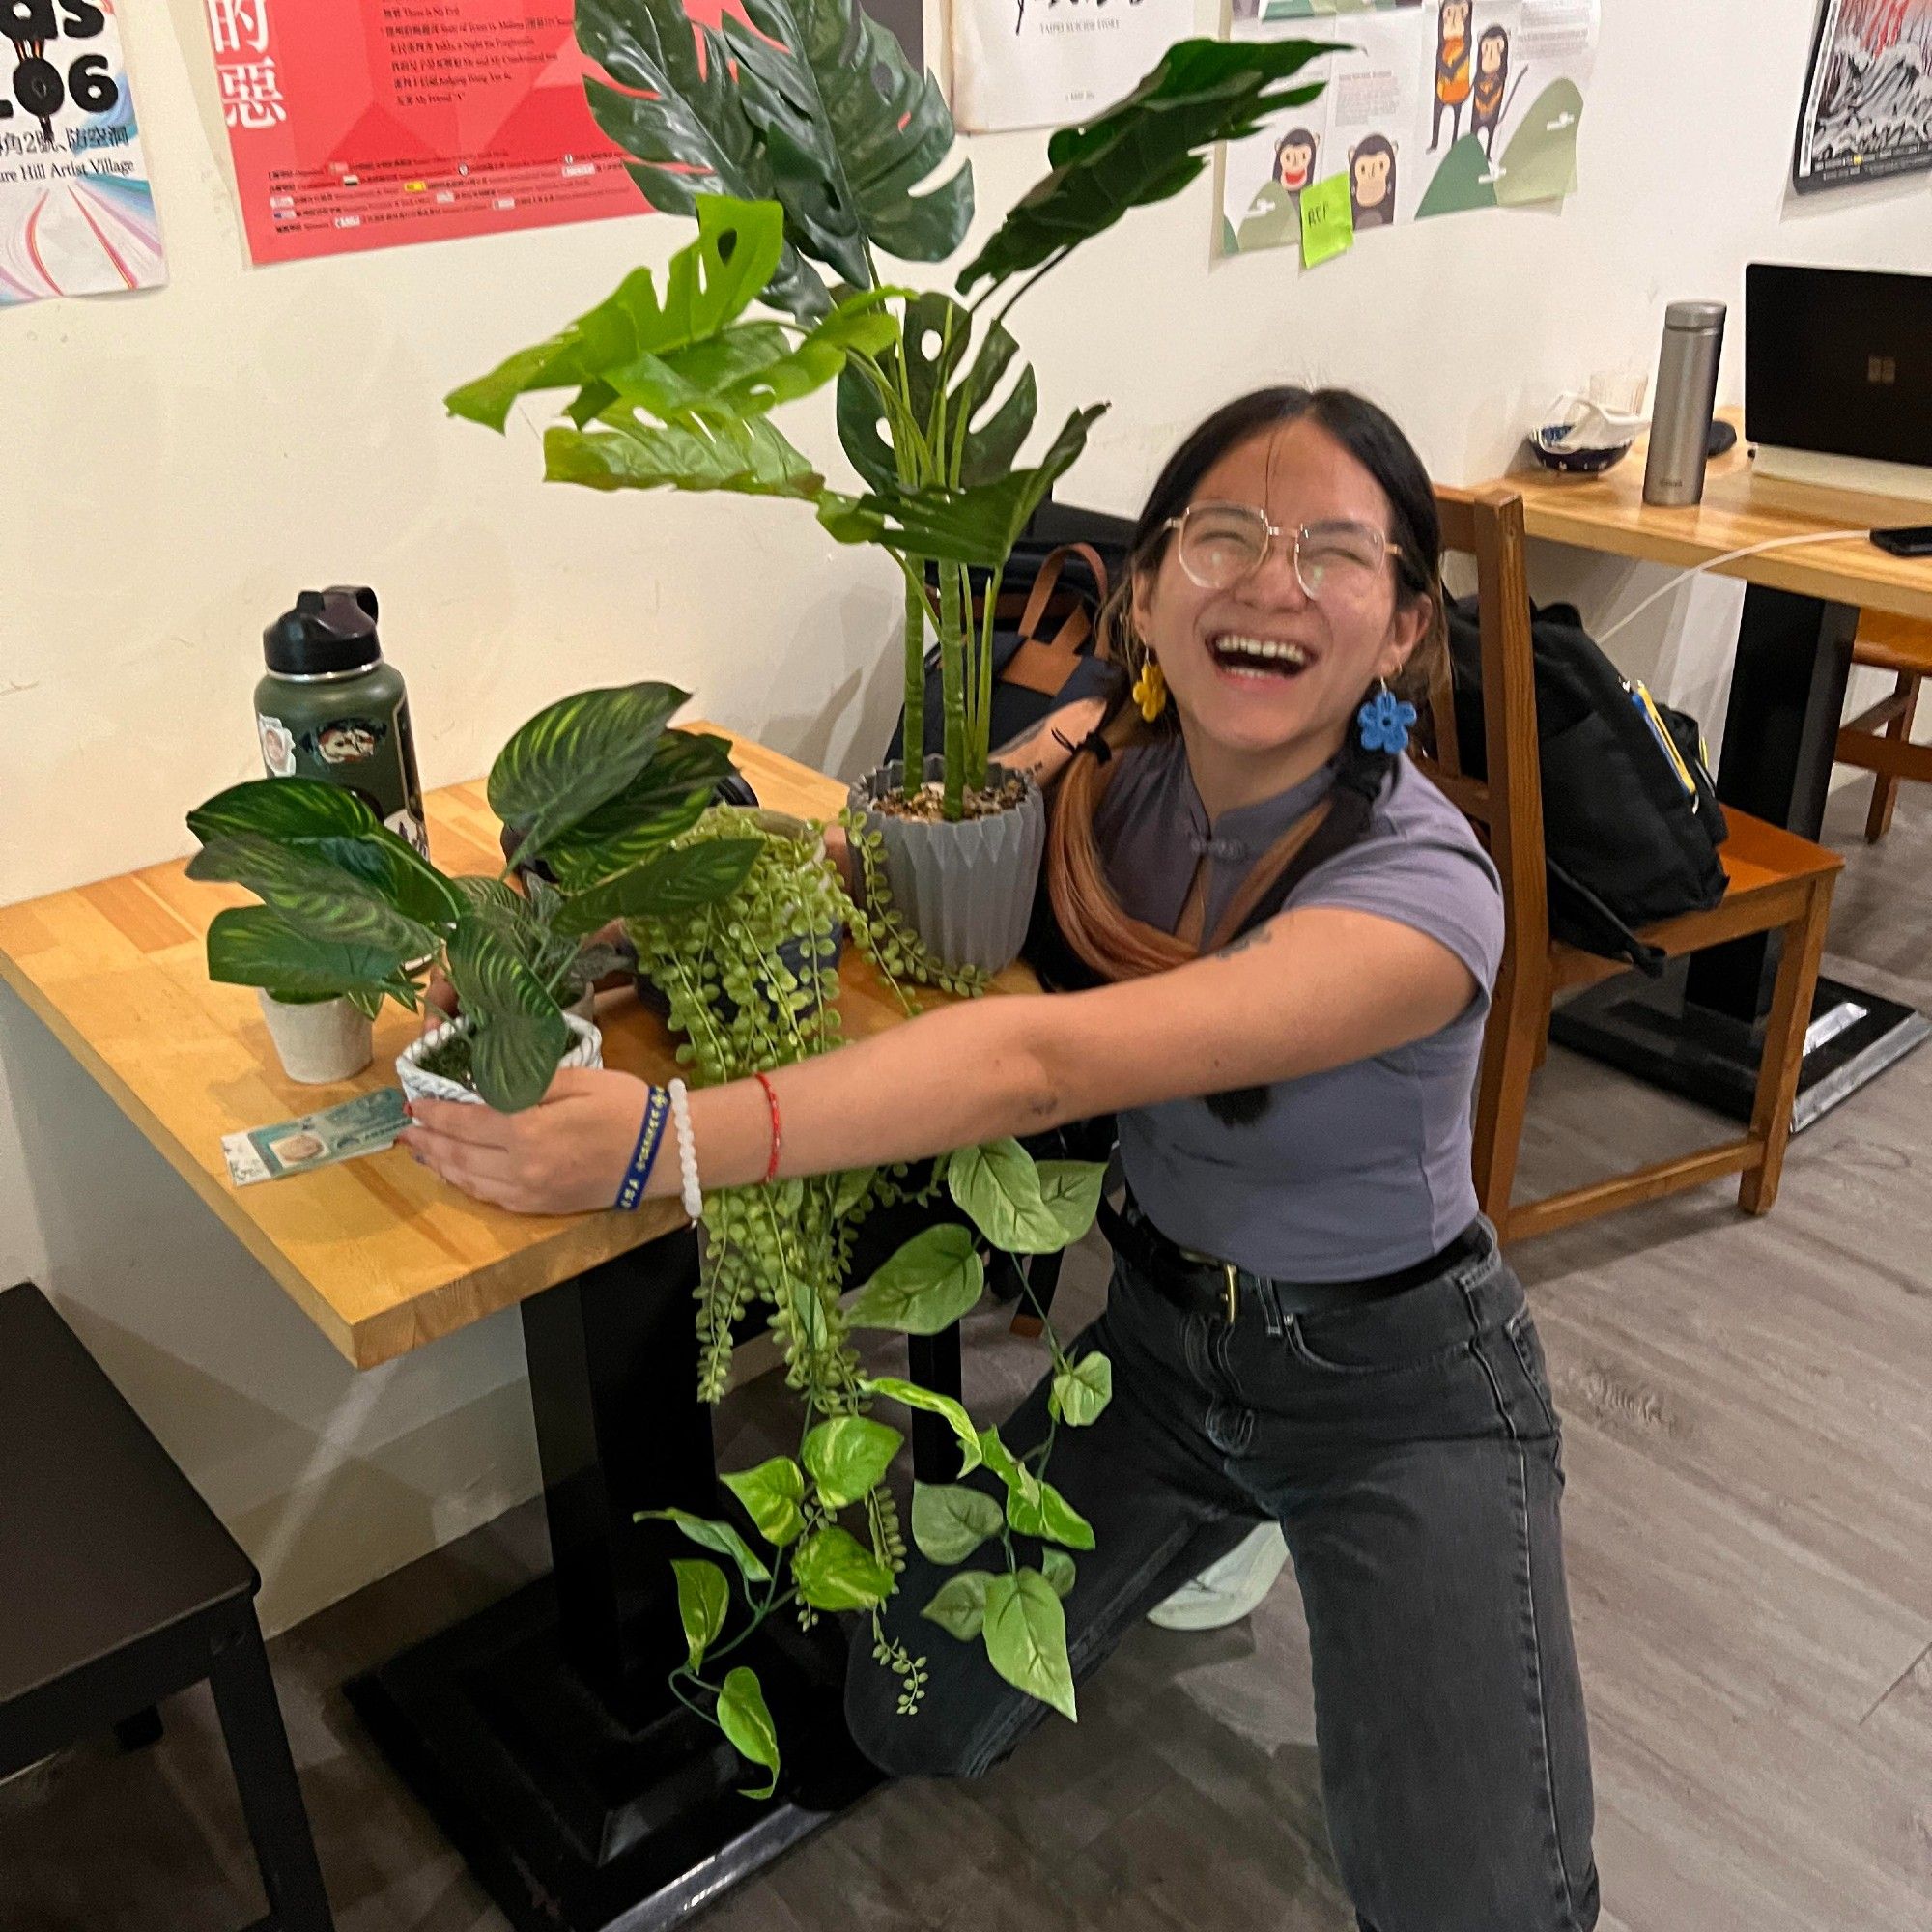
[1002,543,1113,696]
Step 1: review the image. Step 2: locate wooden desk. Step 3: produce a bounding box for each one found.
[1496,419,1932,1126]
[0,725,1022,1932]
[0,728,1023,1370]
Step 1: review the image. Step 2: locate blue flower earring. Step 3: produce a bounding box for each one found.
[1357,680,1417,755]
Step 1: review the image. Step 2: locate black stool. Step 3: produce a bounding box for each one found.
[0,1282,334,1931]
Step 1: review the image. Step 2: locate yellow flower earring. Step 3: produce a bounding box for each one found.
[1131,656,1168,723]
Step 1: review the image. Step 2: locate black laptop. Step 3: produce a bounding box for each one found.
[1746,264,1932,472]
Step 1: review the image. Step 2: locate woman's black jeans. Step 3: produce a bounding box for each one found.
[846,1229,1599,1932]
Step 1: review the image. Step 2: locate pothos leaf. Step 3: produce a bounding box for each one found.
[980,1569,1077,1721]
[1048,1351,1113,1429]
[946,1139,1067,1255]
[716,1665,782,1799]
[847,1223,984,1335]
[639,1506,774,1585]
[911,1481,1004,1565]
[859,1376,983,1477]
[672,1557,729,1668]
[722,1456,808,1548]
[1041,1548,1076,1599]
[921,1568,994,1639]
[790,1524,895,1611]
[800,1415,902,1510]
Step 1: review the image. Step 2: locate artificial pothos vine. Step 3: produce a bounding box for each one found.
[625,807,1113,1792]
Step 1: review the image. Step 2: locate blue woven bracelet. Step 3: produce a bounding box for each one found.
[614,1087,672,1211]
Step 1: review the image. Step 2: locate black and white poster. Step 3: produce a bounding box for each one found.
[1794,0,1932,192]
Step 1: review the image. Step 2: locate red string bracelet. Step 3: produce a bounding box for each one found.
[753,1071,782,1184]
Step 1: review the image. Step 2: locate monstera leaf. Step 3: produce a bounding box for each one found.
[545,417,824,498]
[577,0,828,320]
[836,292,1036,494]
[817,404,1105,565]
[958,38,1335,296]
[447,198,788,432]
[724,0,972,293]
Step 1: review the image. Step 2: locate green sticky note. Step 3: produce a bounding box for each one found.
[1299,172,1354,269]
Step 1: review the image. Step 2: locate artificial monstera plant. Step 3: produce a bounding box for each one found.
[188,682,757,1111]
[449,4,1336,822]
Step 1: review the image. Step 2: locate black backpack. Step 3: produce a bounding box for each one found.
[1444,594,1728,974]
[887,518,1133,767]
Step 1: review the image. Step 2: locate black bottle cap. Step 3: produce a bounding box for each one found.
[263,586,382,676]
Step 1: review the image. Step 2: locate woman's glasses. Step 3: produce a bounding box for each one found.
[1165,503,1403,600]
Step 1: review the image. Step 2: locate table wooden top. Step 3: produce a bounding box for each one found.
[0,728,1030,1371]
[1499,411,1932,623]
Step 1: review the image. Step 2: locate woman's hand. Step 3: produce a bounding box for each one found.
[399,1067,655,1215]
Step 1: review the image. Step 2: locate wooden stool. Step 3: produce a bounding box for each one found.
[1837,611,1932,842]
[0,1282,334,1931]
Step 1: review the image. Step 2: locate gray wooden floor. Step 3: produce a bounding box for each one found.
[5,783,1930,1932]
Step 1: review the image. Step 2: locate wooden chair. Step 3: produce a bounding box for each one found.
[1836,611,1932,842]
[1418,488,1843,1243]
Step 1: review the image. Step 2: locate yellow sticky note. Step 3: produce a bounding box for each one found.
[1299,172,1354,269]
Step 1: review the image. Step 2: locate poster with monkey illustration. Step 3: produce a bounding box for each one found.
[1217,0,1596,259]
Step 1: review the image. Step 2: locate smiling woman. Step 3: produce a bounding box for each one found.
[404,388,1600,1932]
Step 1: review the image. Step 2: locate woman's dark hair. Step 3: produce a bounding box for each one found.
[1104,384,1447,707]
[1047,390,1449,1116]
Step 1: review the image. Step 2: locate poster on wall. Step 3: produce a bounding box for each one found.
[1793,0,1932,192]
[1218,0,1596,261]
[0,0,166,307]
[201,0,657,265]
[949,0,1198,135]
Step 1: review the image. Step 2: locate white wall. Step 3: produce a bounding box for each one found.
[4,0,1929,1633]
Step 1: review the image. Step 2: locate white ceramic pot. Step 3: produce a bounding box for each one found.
[257,991,374,1085]
[848,757,1046,976]
[395,1012,603,1109]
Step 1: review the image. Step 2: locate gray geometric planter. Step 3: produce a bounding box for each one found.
[849,757,1046,977]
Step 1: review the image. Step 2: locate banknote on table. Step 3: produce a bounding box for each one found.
[222,1089,411,1187]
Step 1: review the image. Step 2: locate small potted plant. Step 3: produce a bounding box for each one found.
[186,681,758,1111]
[447,6,1334,971]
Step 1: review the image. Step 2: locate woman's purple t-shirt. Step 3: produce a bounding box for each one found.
[1091,734,1504,1282]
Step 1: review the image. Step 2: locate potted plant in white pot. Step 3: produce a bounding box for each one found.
[445,5,1335,973]
[185,681,758,1109]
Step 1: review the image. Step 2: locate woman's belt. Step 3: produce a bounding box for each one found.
[1095,1191,1488,1324]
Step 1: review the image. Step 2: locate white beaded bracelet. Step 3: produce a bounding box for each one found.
[668,1078,702,1222]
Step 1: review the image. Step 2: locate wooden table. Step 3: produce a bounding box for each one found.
[1496,416,1932,1128]
[0,727,1027,1932]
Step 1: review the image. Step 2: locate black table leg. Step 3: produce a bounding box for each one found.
[348,1230,880,1932]
[1551,585,1930,1127]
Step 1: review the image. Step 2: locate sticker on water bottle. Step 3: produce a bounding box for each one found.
[257,714,297,777]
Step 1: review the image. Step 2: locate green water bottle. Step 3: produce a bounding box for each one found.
[254,586,427,856]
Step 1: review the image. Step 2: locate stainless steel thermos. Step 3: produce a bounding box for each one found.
[1643,301,1727,508]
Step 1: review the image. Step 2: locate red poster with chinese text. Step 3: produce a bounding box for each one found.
[200,0,719,264]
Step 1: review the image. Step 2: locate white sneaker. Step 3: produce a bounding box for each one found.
[1146,1520,1291,1631]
